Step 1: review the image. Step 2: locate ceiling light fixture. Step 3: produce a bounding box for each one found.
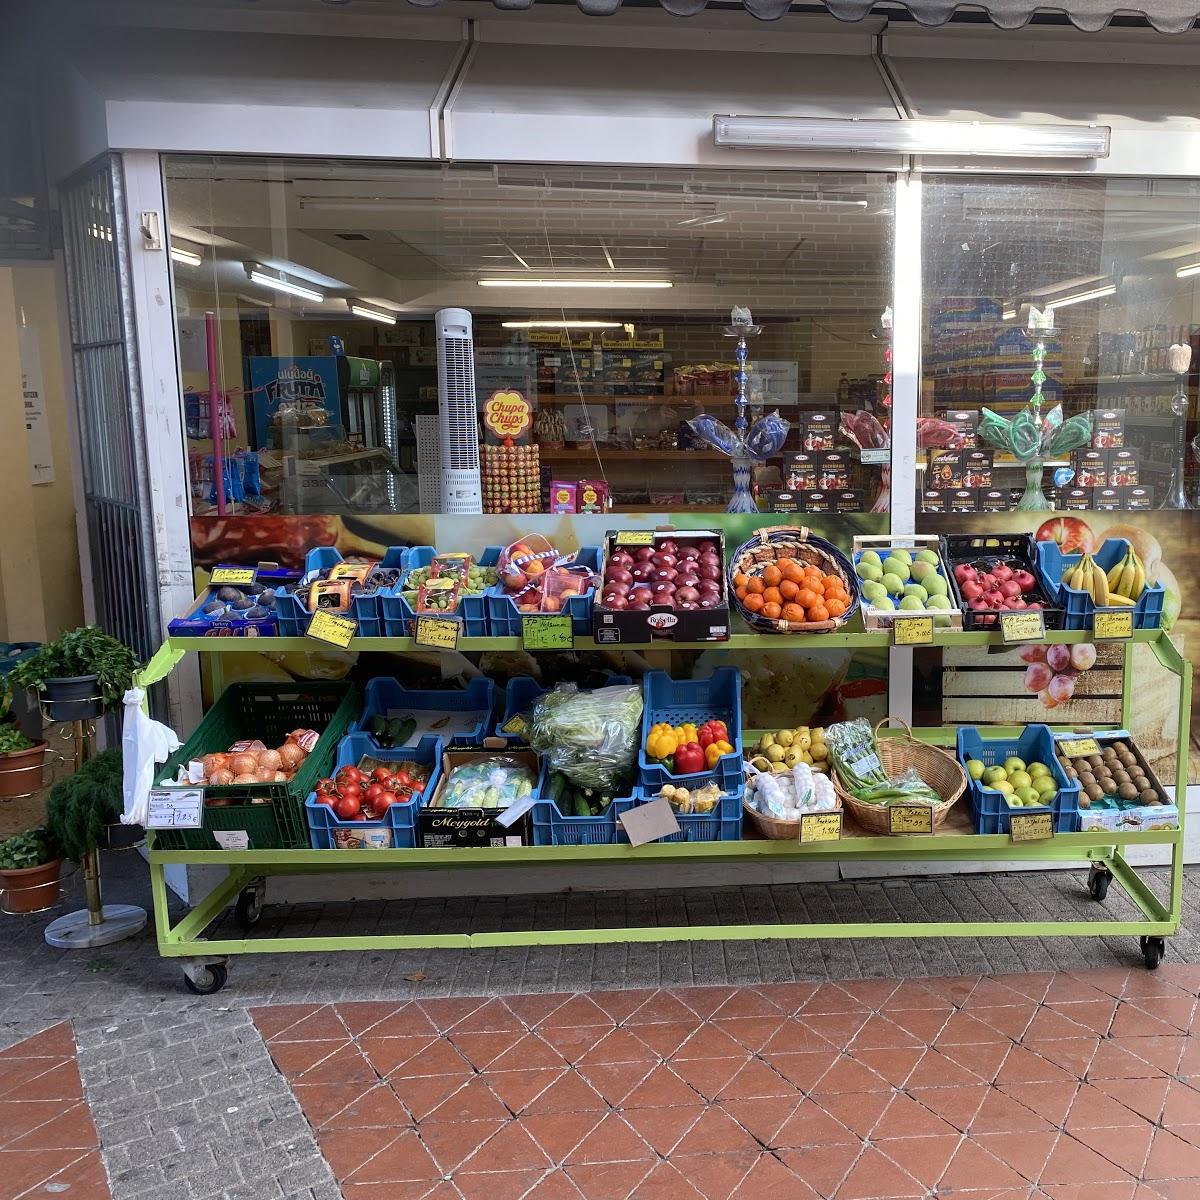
[1175,261,1200,279]
[347,300,397,325]
[1045,284,1117,310]
[170,245,202,267]
[677,213,729,228]
[479,278,672,289]
[1002,307,1017,320]
[245,263,324,303]
[502,320,625,330]
[713,115,1111,159]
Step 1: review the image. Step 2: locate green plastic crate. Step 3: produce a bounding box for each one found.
[153,681,357,850]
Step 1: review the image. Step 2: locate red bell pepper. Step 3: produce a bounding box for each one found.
[672,741,705,774]
[697,720,729,749]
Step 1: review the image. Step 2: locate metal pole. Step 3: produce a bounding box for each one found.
[207,310,225,515]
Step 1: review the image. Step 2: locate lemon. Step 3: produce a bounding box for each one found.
[809,743,828,762]
[775,730,794,748]
[766,744,786,763]
[758,734,776,753]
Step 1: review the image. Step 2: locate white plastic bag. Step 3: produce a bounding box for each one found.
[121,688,181,825]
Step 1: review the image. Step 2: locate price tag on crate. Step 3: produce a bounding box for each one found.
[500,714,530,738]
[1000,610,1046,644]
[1058,737,1101,758]
[893,615,934,646]
[888,805,934,835]
[859,448,890,465]
[1010,811,1054,842]
[146,787,204,829]
[618,798,681,847]
[614,530,655,547]
[213,830,250,850]
[1093,609,1134,641]
[306,610,357,648]
[209,566,257,586]
[522,614,574,650]
[414,615,460,650]
[799,811,843,844]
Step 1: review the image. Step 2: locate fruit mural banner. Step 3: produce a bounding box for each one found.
[917,510,1194,783]
[187,511,890,733]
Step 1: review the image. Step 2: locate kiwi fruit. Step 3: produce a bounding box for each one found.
[1102,746,1117,760]
[1078,771,1096,787]
[1101,778,1117,795]
[1087,754,1104,770]
[1086,783,1103,801]
[1118,783,1138,801]
[1133,775,1150,792]
[1141,788,1160,805]
[1112,770,1130,786]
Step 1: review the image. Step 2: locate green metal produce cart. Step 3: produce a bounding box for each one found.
[138,627,1191,995]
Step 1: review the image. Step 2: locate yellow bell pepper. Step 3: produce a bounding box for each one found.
[704,739,733,768]
[674,723,699,745]
[645,723,679,762]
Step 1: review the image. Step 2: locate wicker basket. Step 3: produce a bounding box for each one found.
[832,718,967,835]
[742,788,842,840]
[727,526,860,634]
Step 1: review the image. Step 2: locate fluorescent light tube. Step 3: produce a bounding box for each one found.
[479,278,672,289]
[170,245,202,267]
[348,301,396,325]
[248,267,324,303]
[1176,262,1200,279]
[713,115,1110,160]
[502,320,624,329]
[1045,284,1117,310]
[1002,308,1017,320]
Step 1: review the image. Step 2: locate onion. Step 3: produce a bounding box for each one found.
[201,753,229,777]
[278,743,305,770]
[231,752,258,776]
[274,771,288,782]
[232,773,259,784]
[254,767,276,782]
[209,769,235,786]
[257,748,283,772]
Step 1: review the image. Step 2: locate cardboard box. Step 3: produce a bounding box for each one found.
[949,488,977,512]
[1093,487,1123,511]
[978,488,1009,512]
[1072,449,1107,487]
[784,452,817,491]
[765,490,801,513]
[800,410,839,451]
[815,451,851,490]
[928,449,963,490]
[1126,485,1154,511]
[592,529,730,645]
[419,747,539,848]
[549,481,578,513]
[921,490,948,513]
[1059,487,1092,510]
[577,479,609,514]
[1109,448,1139,486]
[937,409,979,445]
[834,489,866,513]
[961,449,993,488]
[801,491,834,514]
[1092,409,1126,449]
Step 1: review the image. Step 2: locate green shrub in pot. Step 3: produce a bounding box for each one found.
[46,749,124,862]
[0,827,62,914]
[0,828,59,871]
[0,724,47,798]
[0,725,35,755]
[8,627,140,720]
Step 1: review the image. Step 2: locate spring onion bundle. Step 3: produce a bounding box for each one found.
[825,719,943,807]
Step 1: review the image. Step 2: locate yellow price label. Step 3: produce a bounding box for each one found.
[799,811,843,844]
[210,567,257,586]
[614,530,655,547]
[1058,737,1101,758]
[888,805,934,835]
[893,616,934,646]
[1093,609,1134,640]
[1000,610,1046,644]
[1010,811,1054,842]
[305,610,357,648]
[521,614,574,650]
[413,615,460,650]
[501,714,530,738]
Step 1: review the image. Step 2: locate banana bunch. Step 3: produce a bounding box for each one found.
[1104,547,1146,606]
[1064,554,1110,606]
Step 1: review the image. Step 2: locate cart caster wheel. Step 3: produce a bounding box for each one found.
[183,963,229,995]
[234,886,264,930]
[1088,865,1111,902]
[1140,936,1165,971]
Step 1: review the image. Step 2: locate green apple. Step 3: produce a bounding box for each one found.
[856,561,883,583]
[1028,762,1050,778]
[915,548,940,565]
[1008,770,1032,790]
[882,556,910,582]
[983,766,1008,786]
[996,780,1015,795]
[881,573,905,596]
[966,759,985,780]
[860,550,882,568]
[1016,786,1040,805]
[1003,756,1026,774]
[1034,775,1058,798]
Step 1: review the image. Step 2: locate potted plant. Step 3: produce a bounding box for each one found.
[47,748,125,860]
[0,724,48,798]
[0,828,62,914]
[8,627,140,723]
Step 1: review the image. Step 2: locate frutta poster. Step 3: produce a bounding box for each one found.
[916,510,1195,783]
[187,511,890,732]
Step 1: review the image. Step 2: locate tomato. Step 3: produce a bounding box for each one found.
[333,794,361,820]
[371,766,392,785]
[316,778,337,797]
[339,782,362,804]
[372,790,395,810]
[365,783,385,803]
[393,769,412,786]
[335,766,363,787]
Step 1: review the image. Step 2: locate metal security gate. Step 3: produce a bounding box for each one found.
[59,156,160,667]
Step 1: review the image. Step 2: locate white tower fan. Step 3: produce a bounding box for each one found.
[436,307,482,513]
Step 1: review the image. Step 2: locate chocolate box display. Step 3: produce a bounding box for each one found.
[784,452,817,491]
[765,491,801,512]
[1059,487,1092,511]
[1093,487,1122,511]
[834,490,865,513]
[168,564,302,637]
[978,488,1009,512]
[949,488,977,512]
[936,410,979,445]
[592,529,729,644]
[922,490,948,513]
[1126,486,1154,510]
[928,449,963,489]
[814,451,851,491]
[801,491,834,514]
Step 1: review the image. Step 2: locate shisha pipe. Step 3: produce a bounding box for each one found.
[724,305,762,439]
[1162,342,1193,509]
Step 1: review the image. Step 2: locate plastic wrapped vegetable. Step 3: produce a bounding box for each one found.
[433,757,537,810]
[528,683,643,793]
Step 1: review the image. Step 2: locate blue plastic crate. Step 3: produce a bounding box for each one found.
[274,546,413,638]
[380,546,501,639]
[352,677,496,748]
[305,734,442,849]
[486,547,602,638]
[629,784,742,843]
[495,674,634,744]
[637,668,743,791]
[1035,538,1165,631]
[956,724,1080,835]
[531,790,636,846]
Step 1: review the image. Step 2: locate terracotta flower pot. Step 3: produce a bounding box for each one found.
[42,675,102,723]
[0,859,61,915]
[0,741,47,798]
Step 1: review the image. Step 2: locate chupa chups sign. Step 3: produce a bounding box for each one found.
[482,390,533,444]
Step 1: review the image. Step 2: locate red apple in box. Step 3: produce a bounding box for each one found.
[652,567,678,583]
[629,585,653,605]
[675,585,700,605]
[602,592,628,610]
[652,552,678,570]
[609,551,634,569]
[658,540,678,555]
[676,572,700,590]
[633,547,655,562]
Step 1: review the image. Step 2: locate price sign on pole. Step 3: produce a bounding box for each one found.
[893,616,934,646]
[1093,610,1134,641]
[414,616,460,650]
[522,614,574,650]
[306,610,358,648]
[1000,610,1046,644]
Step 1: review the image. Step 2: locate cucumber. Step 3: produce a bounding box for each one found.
[571,792,591,818]
[368,714,387,738]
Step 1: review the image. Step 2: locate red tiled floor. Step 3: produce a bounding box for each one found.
[254,963,1200,1200]
[0,1021,110,1200]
